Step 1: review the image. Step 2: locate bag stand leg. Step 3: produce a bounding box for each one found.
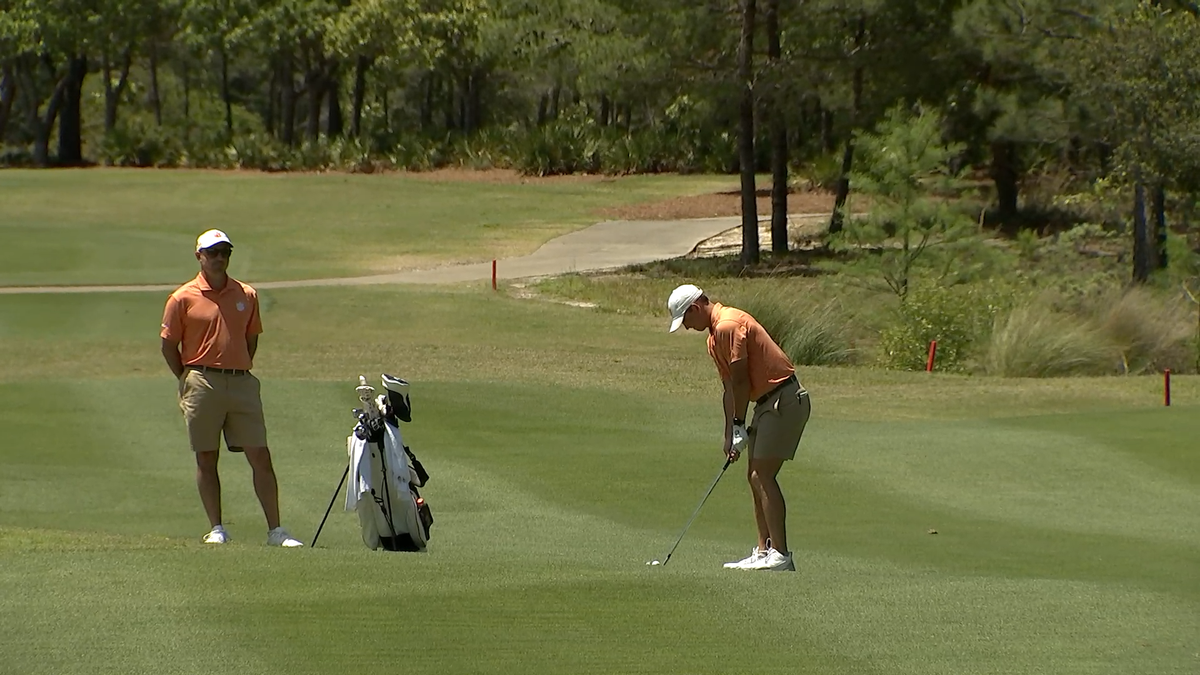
[311,465,349,548]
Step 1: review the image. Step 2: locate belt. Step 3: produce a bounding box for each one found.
[755,374,797,406]
[187,365,250,375]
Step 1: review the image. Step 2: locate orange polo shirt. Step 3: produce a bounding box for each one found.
[161,273,263,370]
[706,303,795,402]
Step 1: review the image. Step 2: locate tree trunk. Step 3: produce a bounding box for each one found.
[1132,172,1150,283]
[148,41,162,126]
[1153,182,1167,270]
[599,94,611,126]
[103,49,133,133]
[738,0,759,267]
[280,52,296,146]
[420,72,434,130]
[537,91,550,126]
[58,55,87,165]
[183,60,191,129]
[18,57,67,167]
[326,71,343,137]
[766,0,788,254]
[265,59,277,137]
[0,63,15,141]
[468,69,483,132]
[219,44,233,136]
[829,16,865,236]
[306,69,322,140]
[351,55,369,137]
[991,140,1020,223]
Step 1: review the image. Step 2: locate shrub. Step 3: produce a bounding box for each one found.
[983,303,1114,377]
[878,284,1011,372]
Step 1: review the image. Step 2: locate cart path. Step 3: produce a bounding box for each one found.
[0,214,829,295]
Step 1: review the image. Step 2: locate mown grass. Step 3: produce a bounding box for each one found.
[1,172,1198,675]
[0,168,734,286]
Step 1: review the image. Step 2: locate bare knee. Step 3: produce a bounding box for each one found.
[195,450,219,473]
[241,447,274,471]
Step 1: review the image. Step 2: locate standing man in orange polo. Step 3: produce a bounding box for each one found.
[161,229,303,547]
[667,284,811,572]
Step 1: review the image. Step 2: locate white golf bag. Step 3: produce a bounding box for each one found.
[344,374,433,552]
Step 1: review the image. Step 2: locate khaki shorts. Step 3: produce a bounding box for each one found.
[748,379,810,461]
[178,368,268,453]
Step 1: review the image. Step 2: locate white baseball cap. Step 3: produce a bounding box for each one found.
[667,284,704,333]
[196,229,233,252]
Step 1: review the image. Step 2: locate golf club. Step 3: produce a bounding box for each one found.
[647,456,733,566]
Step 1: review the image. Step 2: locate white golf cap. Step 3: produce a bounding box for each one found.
[667,284,704,333]
[196,229,233,251]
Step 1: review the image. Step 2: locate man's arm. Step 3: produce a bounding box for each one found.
[161,338,185,379]
[728,358,751,424]
[247,334,258,361]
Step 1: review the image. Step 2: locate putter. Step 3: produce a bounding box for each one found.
[648,456,733,566]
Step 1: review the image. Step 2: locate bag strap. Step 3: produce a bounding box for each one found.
[404,445,429,487]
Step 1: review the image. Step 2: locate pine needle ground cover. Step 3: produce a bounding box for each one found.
[0,173,1196,675]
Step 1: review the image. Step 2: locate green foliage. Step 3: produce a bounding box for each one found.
[1065,2,1200,192]
[879,284,1012,372]
[833,104,982,300]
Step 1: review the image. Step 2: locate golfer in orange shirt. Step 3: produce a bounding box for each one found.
[161,229,303,547]
[668,284,811,571]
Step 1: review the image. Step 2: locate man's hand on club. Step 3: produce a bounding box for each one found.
[726,423,749,462]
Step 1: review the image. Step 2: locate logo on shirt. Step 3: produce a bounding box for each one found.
[236,302,245,312]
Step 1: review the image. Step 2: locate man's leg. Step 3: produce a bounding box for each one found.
[749,456,787,554]
[241,447,281,530]
[195,450,222,527]
[747,464,771,550]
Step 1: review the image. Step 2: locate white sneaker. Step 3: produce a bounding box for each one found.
[202,525,229,544]
[747,547,794,571]
[266,527,304,548]
[723,546,767,569]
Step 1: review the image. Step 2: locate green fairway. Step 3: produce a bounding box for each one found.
[1,284,1197,675]
[0,169,732,286]
[1,172,1197,675]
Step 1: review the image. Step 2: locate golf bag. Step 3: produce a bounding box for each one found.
[344,374,433,551]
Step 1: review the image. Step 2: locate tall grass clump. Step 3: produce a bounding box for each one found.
[984,302,1114,377]
[1083,286,1196,374]
[732,286,856,366]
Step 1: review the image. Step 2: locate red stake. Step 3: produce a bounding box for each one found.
[926,340,938,372]
[492,260,497,291]
[1164,369,1171,407]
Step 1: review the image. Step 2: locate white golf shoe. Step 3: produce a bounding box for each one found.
[723,546,767,569]
[202,525,229,544]
[747,547,794,572]
[266,527,304,548]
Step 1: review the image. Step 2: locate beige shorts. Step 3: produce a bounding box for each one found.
[748,379,810,461]
[178,368,268,453]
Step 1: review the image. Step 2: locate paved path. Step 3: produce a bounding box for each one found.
[0,216,744,295]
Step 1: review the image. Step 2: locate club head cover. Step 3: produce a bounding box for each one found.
[381,374,412,422]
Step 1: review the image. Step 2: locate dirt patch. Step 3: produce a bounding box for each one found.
[596,188,836,221]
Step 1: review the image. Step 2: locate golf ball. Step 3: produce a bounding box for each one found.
[651,560,660,566]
